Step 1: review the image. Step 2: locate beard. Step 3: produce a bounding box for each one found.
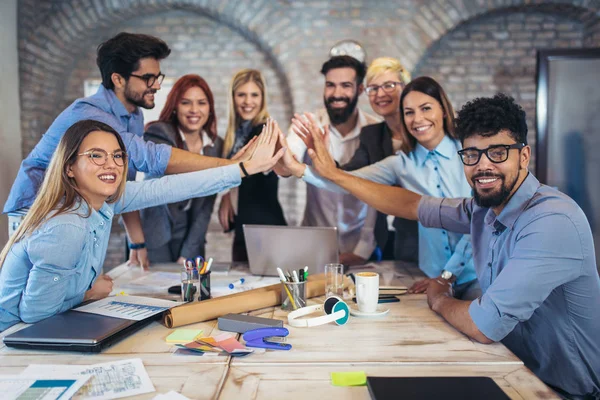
[124,84,156,109]
[472,171,519,208]
[324,92,359,125]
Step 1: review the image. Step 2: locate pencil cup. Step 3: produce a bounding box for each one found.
[181,269,199,302]
[199,271,211,301]
[281,281,306,311]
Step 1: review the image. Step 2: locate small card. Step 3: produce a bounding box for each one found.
[330,371,367,386]
[165,329,203,344]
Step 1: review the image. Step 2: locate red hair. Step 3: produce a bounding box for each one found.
[148,74,217,149]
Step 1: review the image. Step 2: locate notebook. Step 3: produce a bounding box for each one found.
[366,376,510,400]
[3,310,155,353]
[243,225,339,276]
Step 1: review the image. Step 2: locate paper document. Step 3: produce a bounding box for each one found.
[75,295,184,320]
[210,275,281,297]
[152,391,191,400]
[0,375,90,400]
[22,358,155,400]
[127,272,180,289]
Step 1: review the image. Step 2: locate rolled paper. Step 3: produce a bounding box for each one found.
[163,274,328,328]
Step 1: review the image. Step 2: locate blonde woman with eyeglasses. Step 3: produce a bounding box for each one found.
[0,119,284,332]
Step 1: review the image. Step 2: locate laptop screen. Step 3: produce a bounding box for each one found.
[243,225,339,276]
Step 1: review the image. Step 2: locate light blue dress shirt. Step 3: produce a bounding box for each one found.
[3,85,172,213]
[418,173,600,398]
[304,135,477,285]
[0,164,241,332]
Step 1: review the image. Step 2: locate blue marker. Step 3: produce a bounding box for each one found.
[228,278,246,289]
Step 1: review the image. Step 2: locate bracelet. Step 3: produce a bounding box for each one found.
[128,242,146,250]
[239,162,249,177]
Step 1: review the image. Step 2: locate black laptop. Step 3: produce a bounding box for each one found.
[3,310,155,353]
[367,376,510,400]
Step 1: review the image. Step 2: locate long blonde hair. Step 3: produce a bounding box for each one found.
[222,69,270,158]
[0,120,128,269]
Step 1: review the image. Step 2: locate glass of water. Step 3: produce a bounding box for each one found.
[325,263,344,298]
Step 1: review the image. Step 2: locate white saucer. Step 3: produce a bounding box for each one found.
[349,305,390,318]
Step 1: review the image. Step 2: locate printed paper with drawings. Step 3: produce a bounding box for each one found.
[22,358,155,400]
[0,374,90,400]
[74,295,184,320]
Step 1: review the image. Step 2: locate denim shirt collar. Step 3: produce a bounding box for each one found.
[70,199,114,233]
[414,135,455,166]
[484,172,539,231]
[97,85,142,120]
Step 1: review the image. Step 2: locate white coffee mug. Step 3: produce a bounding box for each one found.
[355,272,379,313]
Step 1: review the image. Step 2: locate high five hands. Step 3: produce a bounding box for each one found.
[237,117,287,176]
[287,112,339,181]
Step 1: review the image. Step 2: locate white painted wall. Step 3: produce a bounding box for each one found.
[0,0,22,247]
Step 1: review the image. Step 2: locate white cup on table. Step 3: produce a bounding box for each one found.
[355,272,379,313]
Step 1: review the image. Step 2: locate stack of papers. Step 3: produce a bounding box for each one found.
[175,333,254,357]
[75,295,184,321]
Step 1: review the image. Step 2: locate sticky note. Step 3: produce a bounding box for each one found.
[330,371,367,386]
[165,329,203,344]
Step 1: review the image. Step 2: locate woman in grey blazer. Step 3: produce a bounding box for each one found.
[140,75,223,263]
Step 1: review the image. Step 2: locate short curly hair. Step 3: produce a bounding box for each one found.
[456,93,528,145]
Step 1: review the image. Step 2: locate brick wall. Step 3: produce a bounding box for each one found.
[415,10,585,167]
[15,0,600,267]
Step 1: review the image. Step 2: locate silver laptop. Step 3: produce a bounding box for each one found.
[243,225,339,276]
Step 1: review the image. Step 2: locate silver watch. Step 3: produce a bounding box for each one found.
[441,270,454,280]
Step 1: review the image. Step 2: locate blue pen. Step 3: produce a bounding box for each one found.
[228,278,245,289]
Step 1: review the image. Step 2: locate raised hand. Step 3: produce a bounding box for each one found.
[231,135,258,161]
[290,112,331,152]
[305,115,338,181]
[242,117,287,176]
[273,121,305,178]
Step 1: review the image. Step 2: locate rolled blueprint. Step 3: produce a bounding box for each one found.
[163,274,328,328]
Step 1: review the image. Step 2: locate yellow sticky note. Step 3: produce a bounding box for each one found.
[330,371,367,386]
[165,329,203,344]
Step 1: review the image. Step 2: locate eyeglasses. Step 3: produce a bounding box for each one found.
[129,72,165,88]
[365,81,404,96]
[457,143,525,166]
[78,149,127,167]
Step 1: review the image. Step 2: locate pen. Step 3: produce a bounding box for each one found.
[292,270,299,283]
[228,278,246,289]
[195,256,204,270]
[298,268,304,282]
[304,266,308,281]
[205,257,213,273]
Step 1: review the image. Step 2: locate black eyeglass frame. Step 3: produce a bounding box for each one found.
[457,143,526,166]
[128,72,165,88]
[77,149,128,167]
[365,81,404,96]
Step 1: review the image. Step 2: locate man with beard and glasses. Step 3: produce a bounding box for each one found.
[286,56,380,266]
[295,93,600,399]
[4,32,266,269]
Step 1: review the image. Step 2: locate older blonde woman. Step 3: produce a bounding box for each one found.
[341,57,417,262]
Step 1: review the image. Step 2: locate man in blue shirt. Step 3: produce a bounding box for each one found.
[4,33,239,267]
[293,94,600,398]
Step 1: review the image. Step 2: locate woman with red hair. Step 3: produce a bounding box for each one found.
[140,74,223,264]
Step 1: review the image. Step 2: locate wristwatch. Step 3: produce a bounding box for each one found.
[440,270,454,280]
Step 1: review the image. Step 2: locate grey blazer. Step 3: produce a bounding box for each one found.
[140,122,224,258]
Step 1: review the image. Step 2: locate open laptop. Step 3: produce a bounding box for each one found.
[243,225,339,276]
[3,310,155,353]
[366,376,509,400]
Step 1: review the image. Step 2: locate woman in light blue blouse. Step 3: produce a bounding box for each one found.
[0,119,283,332]
[287,77,480,300]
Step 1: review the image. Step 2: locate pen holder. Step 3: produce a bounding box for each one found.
[181,269,199,302]
[281,281,306,311]
[199,271,211,301]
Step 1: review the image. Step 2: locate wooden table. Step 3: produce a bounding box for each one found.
[0,261,557,399]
